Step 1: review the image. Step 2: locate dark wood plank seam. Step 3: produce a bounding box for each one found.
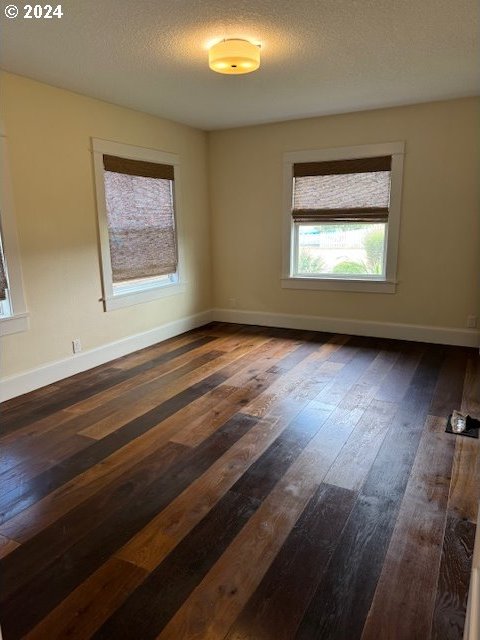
[0,414,261,638]
[293,345,446,640]
[1,335,218,434]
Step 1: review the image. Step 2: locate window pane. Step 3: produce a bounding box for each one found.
[296,223,386,276]
[294,172,391,210]
[0,230,9,303]
[112,273,176,295]
[0,227,12,317]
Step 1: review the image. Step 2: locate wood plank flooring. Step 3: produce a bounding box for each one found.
[0,323,479,640]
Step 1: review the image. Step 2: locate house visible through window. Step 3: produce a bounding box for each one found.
[92,140,183,311]
[282,143,405,293]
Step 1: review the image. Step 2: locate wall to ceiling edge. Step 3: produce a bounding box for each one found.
[0,71,478,397]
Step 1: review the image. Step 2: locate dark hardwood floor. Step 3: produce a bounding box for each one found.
[0,322,479,640]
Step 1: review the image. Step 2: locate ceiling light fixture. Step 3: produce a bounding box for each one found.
[208,39,260,75]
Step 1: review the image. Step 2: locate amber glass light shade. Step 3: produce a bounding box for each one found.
[209,39,260,74]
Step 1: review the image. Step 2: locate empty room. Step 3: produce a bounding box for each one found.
[0,1,479,639]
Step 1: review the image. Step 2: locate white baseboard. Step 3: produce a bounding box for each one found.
[0,310,213,401]
[2,307,478,402]
[213,308,480,348]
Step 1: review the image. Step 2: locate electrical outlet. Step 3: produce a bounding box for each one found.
[228,297,237,308]
[467,316,478,329]
[72,338,82,354]
[467,315,478,329]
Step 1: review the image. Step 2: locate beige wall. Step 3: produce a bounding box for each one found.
[1,73,479,383]
[209,98,480,329]
[0,72,212,377]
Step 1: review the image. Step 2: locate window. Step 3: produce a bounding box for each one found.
[92,139,184,311]
[0,232,12,317]
[0,130,28,335]
[282,143,405,293]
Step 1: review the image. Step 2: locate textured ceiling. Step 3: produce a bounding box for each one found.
[1,0,478,130]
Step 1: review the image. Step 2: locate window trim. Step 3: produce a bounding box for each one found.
[92,138,185,312]
[0,128,29,335]
[282,142,405,294]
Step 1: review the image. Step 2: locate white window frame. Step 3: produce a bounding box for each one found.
[0,128,29,336]
[282,142,405,294]
[92,138,186,311]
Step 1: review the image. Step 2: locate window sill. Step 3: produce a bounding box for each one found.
[104,281,186,311]
[0,312,30,335]
[281,277,397,294]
